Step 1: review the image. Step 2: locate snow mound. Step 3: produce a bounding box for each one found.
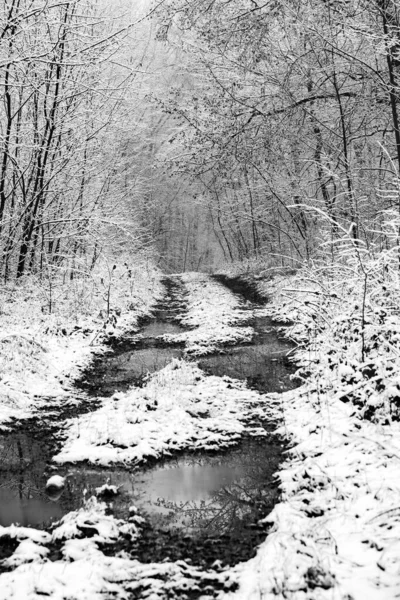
[163,273,254,355]
[53,359,273,466]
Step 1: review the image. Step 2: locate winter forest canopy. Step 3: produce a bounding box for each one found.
[2,0,400,279]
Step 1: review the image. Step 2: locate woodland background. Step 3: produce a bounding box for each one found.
[1,0,400,281]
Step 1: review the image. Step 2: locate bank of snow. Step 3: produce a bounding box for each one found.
[163,273,253,355]
[228,384,400,600]
[53,359,272,466]
[0,260,163,429]
[226,264,400,600]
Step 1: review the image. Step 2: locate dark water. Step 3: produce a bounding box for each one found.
[78,321,187,396]
[79,314,296,397]
[140,320,183,338]
[81,346,184,396]
[199,316,297,393]
[0,432,282,542]
[0,434,64,528]
[131,439,282,536]
[77,277,188,397]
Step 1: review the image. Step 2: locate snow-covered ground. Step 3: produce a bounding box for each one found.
[2,267,400,599]
[53,359,271,466]
[164,273,254,355]
[228,385,400,599]
[0,270,273,599]
[50,272,268,466]
[0,261,163,429]
[0,498,230,600]
[225,267,400,599]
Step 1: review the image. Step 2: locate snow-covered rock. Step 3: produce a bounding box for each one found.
[95,484,119,498]
[45,475,66,490]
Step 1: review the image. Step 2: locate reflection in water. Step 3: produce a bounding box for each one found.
[199,316,298,393]
[199,344,296,393]
[0,434,66,527]
[79,316,187,397]
[85,347,183,396]
[0,433,282,539]
[0,432,136,528]
[140,320,183,338]
[131,440,282,535]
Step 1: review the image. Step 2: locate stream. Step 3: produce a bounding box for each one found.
[0,275,299,568]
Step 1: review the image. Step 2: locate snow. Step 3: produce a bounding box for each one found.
[2,539,50,569]
[0,553,234,600]
[51,497,139,543]
[0,497,233,600]
[53,359,272,466]
[223,267,400,600]
[0,525,51,545]
[0,261,163,428]
[226,385,400,599]
[3,267,400,598]
[163,273,254,355]
[95,483,119,497]
[45,475,66,490]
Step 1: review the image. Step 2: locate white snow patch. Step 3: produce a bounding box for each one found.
[51,497,138,543]
[95,483,119,497]
[0,525,51,545]
[2,539,49,568]
[0,552,232,600]
[0,263,163,427]
[53,359,273,466]
[164,273,254,355]
[45,475,66,490]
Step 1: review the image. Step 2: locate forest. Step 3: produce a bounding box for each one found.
[0,1,400,599]
[1,0,400,276]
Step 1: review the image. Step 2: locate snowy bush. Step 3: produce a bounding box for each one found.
[0,256,163,426]
[263,227,400,423]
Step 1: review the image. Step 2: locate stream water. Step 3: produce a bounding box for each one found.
[0,275,299,567]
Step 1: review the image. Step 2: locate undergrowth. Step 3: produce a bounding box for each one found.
[263,229,400,424]
[0,255,162,421]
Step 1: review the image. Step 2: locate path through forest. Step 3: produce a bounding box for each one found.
[0,274,297,599]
